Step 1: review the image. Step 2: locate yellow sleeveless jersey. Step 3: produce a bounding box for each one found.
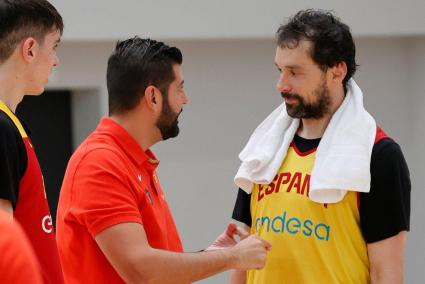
[248,143,370,284]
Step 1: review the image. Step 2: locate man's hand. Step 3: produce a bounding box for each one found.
[206,223,249,251]
[205,223,271,270]
[230,235,272,270]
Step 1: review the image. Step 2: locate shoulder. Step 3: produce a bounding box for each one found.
[0,111,21,138]
[70,141,129,179]
[371,138,409,175]
[83,143,126,166]
[372,138,403,159]
[0,110,26,162]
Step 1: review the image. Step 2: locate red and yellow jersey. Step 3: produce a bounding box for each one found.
[0,100,64,284]
[248,143,369,284]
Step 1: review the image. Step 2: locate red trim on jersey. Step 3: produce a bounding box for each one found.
[375,126,389,144]
[290,142,317,157]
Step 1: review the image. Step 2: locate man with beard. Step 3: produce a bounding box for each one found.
[231,10,410,284]
[56,37,271,283]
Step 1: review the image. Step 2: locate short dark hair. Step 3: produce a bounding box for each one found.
[107,37,183,115]
[277,9,357,92]
[0,0,63,63]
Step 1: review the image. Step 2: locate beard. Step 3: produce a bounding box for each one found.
[155,95,181,140]
[281,79,331,119]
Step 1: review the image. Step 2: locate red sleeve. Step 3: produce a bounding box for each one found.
[70,149,143,237]
[0,212,43,284]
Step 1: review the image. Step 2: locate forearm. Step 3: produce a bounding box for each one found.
[96,223,268,283]
[127,248,236,284]
[229,269,246,284]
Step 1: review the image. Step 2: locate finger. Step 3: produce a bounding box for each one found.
[225,222,237,237]
[233,226,250,239]
[261,238,272,251]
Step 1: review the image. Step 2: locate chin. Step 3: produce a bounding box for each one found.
[27,86,46,96]
[27,91,44,96]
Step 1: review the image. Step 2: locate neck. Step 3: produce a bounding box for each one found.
[110,109,161,151]
[0,63,25,112]
[297,116,331,139]
[297,85,345,139]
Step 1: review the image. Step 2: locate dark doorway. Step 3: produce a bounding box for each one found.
[16,91,73,225]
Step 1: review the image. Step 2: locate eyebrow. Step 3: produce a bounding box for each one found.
[275,63,302,70]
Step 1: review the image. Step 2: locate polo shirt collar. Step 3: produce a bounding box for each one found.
[96,117,159,169]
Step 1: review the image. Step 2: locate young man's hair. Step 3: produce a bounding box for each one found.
[0,0,63,63]
[107,37,183,115]
[277,9,357,93]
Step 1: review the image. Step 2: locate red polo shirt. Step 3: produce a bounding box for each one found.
[56,117,183,283]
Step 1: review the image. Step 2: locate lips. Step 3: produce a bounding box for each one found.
[283,95,300,105]
[284,97,298,104]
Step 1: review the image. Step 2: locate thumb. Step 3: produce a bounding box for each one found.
[225,222,237,238]
[261,238,272,251]
[234,226,250,240]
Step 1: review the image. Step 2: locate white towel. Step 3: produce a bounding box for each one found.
[234,79,376,203]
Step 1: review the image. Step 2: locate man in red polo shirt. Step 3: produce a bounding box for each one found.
[57,37,271,283]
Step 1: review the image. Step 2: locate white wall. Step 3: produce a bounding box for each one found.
[48,42,114,145]
[405,38,425,282]
[50,0,425,41]
[51,37,424,283]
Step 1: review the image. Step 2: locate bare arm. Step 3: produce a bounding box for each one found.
[0,199,13,217]
[95,222,270,284]
[368,231,407,284]
[229,225,251,284]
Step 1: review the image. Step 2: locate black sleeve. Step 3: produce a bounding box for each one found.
[232,188,252,227]
[359,138,411,243]
[0,113,27,209]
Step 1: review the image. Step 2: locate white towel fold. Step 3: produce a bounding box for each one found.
[234,79,376,203]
